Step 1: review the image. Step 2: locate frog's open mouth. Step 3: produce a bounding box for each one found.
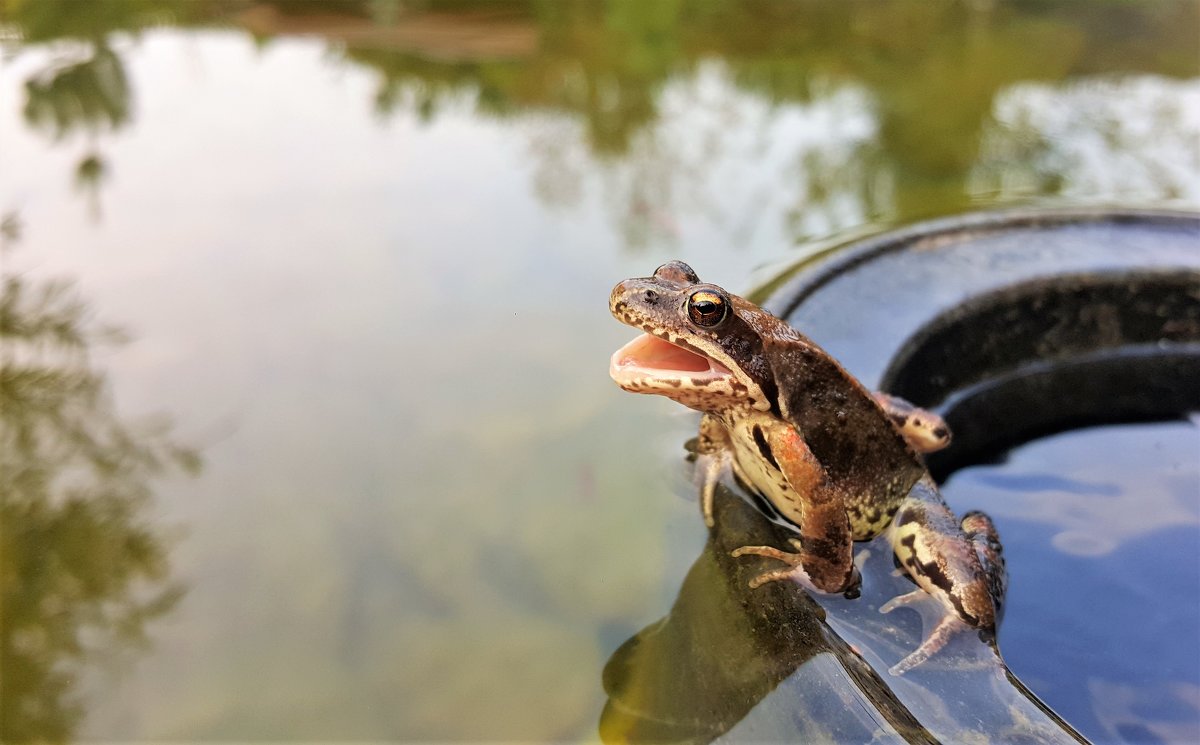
[610,333,732,388]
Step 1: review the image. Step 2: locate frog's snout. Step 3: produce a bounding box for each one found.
[609,281,632,314]
[610,278,663,316]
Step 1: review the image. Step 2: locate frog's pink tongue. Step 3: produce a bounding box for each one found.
[613,333,711,373]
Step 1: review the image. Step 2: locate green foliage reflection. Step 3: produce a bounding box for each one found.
[0,223,197,742]
[2,0,1196,228]
[23,43,129,140]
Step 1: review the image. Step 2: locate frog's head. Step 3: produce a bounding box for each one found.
[609,261,781,414]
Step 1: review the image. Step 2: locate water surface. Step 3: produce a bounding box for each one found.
[1,1,1197,740]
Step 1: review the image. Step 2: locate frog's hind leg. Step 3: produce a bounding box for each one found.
[961,510,1007,623]
[882,478,1006,675]
[872,392,951,454]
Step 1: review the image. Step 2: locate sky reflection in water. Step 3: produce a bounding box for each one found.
[0,1,1197,740]
[943,421,1200,743]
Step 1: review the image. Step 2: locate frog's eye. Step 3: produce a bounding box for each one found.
[687,290,729,328]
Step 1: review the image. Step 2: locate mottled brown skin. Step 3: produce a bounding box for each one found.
[609,261,1006,675]
[758,328,928,537]
[611,262,925,590]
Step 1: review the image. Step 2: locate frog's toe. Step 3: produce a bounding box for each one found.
[730,539,804,563]
[881,588,977,675]
[879,588,925,615]
[730,543,801,566]
[731,542,812,589]
[746,565,813,589]
[888,614,969,676]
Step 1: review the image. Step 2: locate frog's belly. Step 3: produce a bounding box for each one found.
[727,422,806,529]
[725,418,896,541]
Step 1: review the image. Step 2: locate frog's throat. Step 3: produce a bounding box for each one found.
[609,333,767,411]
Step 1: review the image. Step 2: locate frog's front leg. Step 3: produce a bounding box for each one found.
[696,414,732,528]
[883,477,1006,675]
[730,421,859,594]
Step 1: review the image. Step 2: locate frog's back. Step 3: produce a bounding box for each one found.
[764,335,925,537]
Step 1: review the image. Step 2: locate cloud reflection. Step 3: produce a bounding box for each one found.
[972,76,1200,204]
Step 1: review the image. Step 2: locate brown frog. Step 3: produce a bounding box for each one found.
[608,261,1006,675]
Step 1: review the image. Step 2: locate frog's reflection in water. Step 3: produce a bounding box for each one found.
[599,479,1082,745]
[600,484,914,744]
[0,227,196,743]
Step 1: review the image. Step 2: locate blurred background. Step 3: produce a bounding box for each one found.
[1,1,1197,741]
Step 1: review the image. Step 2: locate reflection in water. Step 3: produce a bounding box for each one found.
[942,421,1200,741]
[23,42,129,139]
[0,224,196,742]
[1089,679,1200,744]
[2,1,1197,236]
[973,77,1200,203]
[602,480,1084,744]
[19,38,129,219]
[73,152,109,219]
[949,424,1200,559]
[527,71,885,249]
[0,0,1197,739]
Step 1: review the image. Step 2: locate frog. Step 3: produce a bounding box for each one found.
[608,261,1005,675]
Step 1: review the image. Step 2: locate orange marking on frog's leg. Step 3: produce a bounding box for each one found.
[771,424,858,593]
[732,424,858,594]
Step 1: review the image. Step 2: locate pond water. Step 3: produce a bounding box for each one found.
[942,421,1200,744]
[1,2,1197,741]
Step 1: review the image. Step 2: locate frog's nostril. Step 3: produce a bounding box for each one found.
[643,289,658,303]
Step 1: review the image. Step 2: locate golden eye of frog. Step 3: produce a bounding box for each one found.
[609,261,1005,675]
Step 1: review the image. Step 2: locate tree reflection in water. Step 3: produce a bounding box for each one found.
[19,39,127,220]
[22,42,129,138]
[3,1,1195,237]
[0,216,197,742]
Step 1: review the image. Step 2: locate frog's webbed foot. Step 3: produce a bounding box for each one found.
[880,591,971,676]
